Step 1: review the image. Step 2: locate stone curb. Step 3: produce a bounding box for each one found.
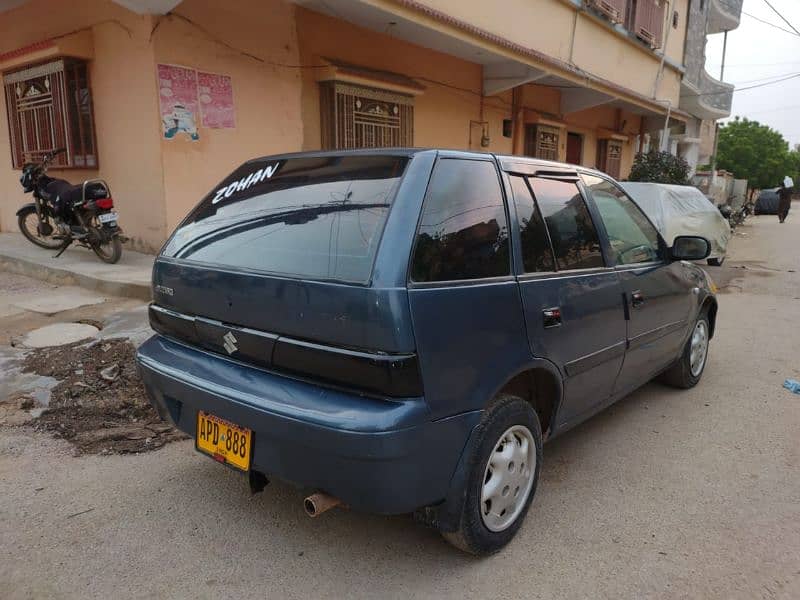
[0,253,152,302]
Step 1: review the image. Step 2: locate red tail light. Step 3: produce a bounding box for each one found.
[95,198,114,209]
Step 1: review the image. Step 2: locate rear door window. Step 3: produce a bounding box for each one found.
[529,178,604,270]
[410,159,510,282]
[161,155,408,284]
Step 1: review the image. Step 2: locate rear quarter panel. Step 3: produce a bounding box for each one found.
[408,280,535,420]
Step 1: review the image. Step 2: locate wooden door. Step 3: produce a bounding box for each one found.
[566,132,582,165]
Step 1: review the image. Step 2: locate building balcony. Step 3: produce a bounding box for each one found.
[680,69,733,120]
[708,0,742,34]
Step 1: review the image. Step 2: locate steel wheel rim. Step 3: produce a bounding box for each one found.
[480,424,536,532]
[689,320,709,377]
[89,217,114,259]
[23,213,56,244]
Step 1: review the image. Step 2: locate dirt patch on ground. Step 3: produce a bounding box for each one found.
[20,338,186,454]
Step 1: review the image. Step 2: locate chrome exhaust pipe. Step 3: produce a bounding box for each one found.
[304,492,341,517]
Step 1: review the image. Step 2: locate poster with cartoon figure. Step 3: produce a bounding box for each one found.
[198,71,235,129]
[158,64,200,141]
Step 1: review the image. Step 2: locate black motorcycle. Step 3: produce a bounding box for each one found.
[16,148,126,264]
[718,202,750,230]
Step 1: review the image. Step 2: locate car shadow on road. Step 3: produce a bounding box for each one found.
[148,377,690,576]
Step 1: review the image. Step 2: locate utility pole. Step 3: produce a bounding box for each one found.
[711,30,730,191]
[720,30,728,81]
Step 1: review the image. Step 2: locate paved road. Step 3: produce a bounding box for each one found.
[1,215,798,599]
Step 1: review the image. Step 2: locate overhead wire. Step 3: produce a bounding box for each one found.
[742,10,800,37]
[741,103,800,115]
[761,0,800,37]
[682,72,800,98]
[729,70,800,85]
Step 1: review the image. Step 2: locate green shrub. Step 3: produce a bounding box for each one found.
[628,150,691,185]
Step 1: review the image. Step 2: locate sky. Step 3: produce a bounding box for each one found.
[704,0,800,149]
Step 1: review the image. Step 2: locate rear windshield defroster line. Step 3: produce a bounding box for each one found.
[162,155,409,284]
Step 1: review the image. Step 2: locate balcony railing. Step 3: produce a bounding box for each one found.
[680,70,734,120]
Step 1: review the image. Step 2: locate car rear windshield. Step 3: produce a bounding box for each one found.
[161,155,409,283]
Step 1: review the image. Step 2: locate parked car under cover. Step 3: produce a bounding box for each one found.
[755,188,780,215]
[137,149,718,555]
[621,182,731,266]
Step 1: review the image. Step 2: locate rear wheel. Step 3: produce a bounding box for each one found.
[91,235,122,264]
[17,205,63,250]
[441,395,542,555]
[660,312,710,389]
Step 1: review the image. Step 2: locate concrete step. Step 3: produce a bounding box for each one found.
[0,233,152,301]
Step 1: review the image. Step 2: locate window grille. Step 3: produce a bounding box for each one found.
[524,124,561,162]
[598,139,623,179]
[320,82,413,150]
[3,58,97,169]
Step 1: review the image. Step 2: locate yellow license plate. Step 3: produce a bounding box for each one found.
[196,411,252,471]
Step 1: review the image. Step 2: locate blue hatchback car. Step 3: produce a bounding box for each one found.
[137,149,717,554]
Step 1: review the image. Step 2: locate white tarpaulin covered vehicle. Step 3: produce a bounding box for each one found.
[621,182,732,266]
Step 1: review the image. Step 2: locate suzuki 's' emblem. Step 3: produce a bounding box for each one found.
[222,332,238,355]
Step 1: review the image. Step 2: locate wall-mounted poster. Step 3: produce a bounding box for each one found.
[158,64,200,141]
[198,71,235,129]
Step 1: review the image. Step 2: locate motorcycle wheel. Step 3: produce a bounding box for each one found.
[17,205,65,250]
[91,236,122,264]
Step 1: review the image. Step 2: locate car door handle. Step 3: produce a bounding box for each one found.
[543,307,562,328]
[631,291,645,309]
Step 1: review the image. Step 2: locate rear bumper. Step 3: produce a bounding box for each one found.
[136,335,480,514]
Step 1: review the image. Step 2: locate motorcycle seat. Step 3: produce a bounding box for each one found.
[44,179,83,206]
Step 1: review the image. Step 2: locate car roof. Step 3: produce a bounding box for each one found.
[241,148,610,180]
[241,147,430,165]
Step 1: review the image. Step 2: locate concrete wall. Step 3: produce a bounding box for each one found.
[151,0,304,231]
[295,8,494,154]
[562,104,643,177]
[0,0,304,248]
[0,0,666,252]
[0,0,167,251]
[410,0,686,104]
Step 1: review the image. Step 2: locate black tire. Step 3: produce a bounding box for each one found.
[659,312,710,389]
[707,257,724,266]
[91,236,122,264]
[441,395,542,555]
[17,205,64,250]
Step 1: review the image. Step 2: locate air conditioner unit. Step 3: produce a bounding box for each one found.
[587,0,628,24]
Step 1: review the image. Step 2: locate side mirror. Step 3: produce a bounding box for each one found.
[670,236,711,261]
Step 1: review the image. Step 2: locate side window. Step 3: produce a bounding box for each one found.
[581,175,662,265]
[529,178,604,271]
[509,175,555,272]
[410,159,510,282]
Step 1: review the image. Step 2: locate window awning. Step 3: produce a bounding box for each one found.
[317,58,426,96]
[296,0,688,125]
[0,30,93,72]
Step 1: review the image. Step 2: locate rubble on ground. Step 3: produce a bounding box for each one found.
[19,338,186,454]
